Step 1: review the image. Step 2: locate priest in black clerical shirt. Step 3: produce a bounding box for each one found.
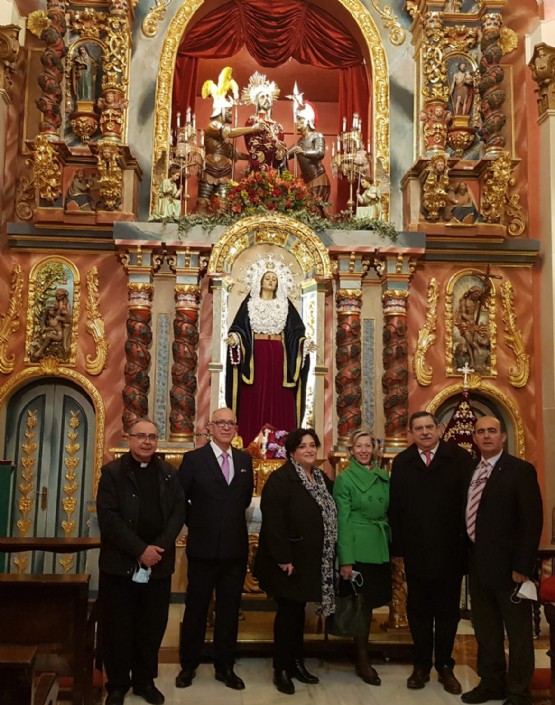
[97,418,185,705]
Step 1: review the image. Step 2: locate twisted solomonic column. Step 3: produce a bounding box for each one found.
[169,285,201,443]
[479,13,506,155]
[382,288,410,632]
[122,283,153,432]
[382,289,409,440]
[335,288,362,445]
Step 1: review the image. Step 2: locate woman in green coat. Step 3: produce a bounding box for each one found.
[333,429,391,686]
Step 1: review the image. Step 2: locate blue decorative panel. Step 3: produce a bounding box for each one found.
[154,313,170,438]
[362,319,375,433]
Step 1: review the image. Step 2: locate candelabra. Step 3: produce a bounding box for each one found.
[173,109,205,215]
[331,113,371,214]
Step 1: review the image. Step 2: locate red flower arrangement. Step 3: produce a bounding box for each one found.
[224,169,325,216]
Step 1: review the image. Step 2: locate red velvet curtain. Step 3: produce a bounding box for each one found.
[172,0,370,141]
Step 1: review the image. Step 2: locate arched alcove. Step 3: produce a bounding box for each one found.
[427,382,526,459]
[205,214,333,440]
[151,0,390,216]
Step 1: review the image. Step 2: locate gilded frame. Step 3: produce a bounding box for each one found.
[207,213,333,278]
[25,256,81,368]
[426,380,525,459]
[445,269,497,378]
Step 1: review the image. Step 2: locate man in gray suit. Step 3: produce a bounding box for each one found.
[462,416,542,705]
[175,407,254,691]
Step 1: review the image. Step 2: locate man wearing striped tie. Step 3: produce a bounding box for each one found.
[462,416,543,705]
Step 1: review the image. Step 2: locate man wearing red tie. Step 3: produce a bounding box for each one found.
[389,411,474,694]
[462,416,542,705]
[176,408,254,690]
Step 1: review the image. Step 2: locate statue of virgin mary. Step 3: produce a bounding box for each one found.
[225,254,310,445]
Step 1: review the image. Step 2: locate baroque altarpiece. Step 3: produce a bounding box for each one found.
[0,0,552,636]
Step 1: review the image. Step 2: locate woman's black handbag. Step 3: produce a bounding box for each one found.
[327,577,368,638]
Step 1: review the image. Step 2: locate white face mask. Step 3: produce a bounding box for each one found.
[132,563,151,584]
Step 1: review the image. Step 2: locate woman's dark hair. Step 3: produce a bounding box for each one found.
[285,427,320,458]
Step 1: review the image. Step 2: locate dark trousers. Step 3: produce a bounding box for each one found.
[406,573,462,672]
[273,597,306,671]
[179,556,246,671]
[99,572,171,692]
[469,573,534,705]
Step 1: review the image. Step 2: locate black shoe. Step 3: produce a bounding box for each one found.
[215,667,245,690]
[437,666,462,695]
[175,668,196,688]
[290,659,319,684]
[356,664,381,686]
[407,668,430,689]
[132,684,165,705]
[274,669,295,695]
[105,690,127,705]
[461,686,506,704]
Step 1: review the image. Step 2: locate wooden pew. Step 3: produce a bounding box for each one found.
[0,645,59,705]
[0,574,94,705]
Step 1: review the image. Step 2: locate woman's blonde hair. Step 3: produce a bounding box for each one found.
[347,429,374,451]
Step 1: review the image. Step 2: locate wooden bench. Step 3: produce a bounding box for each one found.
[0,574,94,705]
[0,645,59,705]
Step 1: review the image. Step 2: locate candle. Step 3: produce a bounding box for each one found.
[367,140,370,154]
[193,114,196,130]
[342,117,346,133]
[176,112,181,128]
[186,107,191,124]
[332,144,335,157]
[337,137,340,151]
[200,129,204,147]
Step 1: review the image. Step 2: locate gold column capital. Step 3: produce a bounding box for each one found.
[374,253,417,288]
[528,43,555,119]
[0,24,20,104]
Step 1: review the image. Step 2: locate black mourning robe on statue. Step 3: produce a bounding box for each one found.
[225,296,309,445]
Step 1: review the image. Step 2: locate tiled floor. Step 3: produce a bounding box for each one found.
[105,605,552,705]
[122,660,481,705]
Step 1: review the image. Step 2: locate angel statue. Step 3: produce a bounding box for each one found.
[356,177,382,220]
[225,254,311,445]
[196,67,263,213]
[242,72,288,173]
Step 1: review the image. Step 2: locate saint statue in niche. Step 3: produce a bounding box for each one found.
[225,254,310,446]
[453,280,492,374]
[65,168,97,212]
[72,45,98,103]
[30,287,73,361]
[445,181,479,224]
[449,61,475,116]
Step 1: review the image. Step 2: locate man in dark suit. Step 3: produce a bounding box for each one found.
[175,407,254,690]
[462,416,543,705]
[389,411,474,694]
